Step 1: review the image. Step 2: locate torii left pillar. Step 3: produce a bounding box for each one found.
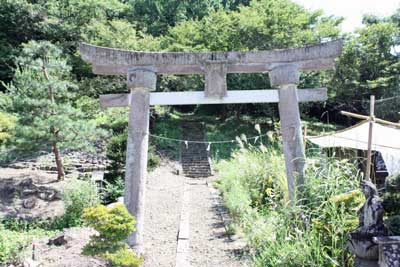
[124,69,156,249]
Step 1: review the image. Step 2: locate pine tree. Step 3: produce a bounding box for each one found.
[6,41,102,180]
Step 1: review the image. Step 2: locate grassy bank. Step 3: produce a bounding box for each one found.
[215,137,363,266]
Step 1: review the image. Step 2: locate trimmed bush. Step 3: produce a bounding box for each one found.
[82,204,142,267]
[104,247,143,267]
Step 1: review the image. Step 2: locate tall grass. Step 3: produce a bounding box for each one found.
[215,141,363,267]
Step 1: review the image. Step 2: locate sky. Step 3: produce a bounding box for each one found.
[293,0,400,32]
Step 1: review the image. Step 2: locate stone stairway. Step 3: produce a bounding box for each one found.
[181,121,212,178]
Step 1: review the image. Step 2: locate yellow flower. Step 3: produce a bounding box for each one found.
[265,188,273,194]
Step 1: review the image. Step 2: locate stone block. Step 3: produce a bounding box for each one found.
[269,64,300,86]
[127,68,157,91]
[204,61,227,99]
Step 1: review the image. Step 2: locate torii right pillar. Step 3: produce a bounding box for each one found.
[270,64,305,202]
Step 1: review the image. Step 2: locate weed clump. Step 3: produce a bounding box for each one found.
[61,179,100,227]
[216,143,363,267]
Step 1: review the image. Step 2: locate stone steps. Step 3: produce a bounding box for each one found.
[180,120,212,178]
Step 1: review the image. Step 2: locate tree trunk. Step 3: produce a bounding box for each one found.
[42,61,64,181]
[52,140,65,181]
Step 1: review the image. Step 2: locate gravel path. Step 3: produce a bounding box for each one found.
[188,179,246,267]
[141,161,247,267]
[142,162,185,267]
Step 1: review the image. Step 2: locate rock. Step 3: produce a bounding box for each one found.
[1,186,16,199]
[11,162,29,169]
[37,189,59,201]
[48,235,67,246]
[23,197,37,209]
[107,197,124,208]
[18,178,34,187]
[22,188,38,197]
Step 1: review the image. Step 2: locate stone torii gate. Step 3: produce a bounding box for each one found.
[80,40,343,248]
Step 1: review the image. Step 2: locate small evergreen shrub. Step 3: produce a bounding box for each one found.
[103,176,125,204]
[82,204,142,267]
[103,247,143,267]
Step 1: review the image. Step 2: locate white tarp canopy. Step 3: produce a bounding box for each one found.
[307,121,400,175]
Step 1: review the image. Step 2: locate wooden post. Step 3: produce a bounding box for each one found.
[124,69,156,249]
[270,65,305,202]
[365,95,375,181]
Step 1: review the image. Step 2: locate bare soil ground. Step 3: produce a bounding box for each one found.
[0,168,66,220]
[25,227,107,267]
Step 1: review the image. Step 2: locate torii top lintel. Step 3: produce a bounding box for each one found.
[80,40,343,75]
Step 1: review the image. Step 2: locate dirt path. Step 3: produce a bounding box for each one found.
[142,162,247,267]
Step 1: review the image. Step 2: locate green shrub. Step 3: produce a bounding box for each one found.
[82,204,142,267]
[0,224,29,263]
[106,129,127,180]
[104,246,143,267]
[83,204,135,243]
[104,115,161,188]
[215,145,288,214]
[62,179,100,227]
[103,176,125,204]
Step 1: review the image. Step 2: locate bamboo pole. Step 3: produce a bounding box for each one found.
[365,95,375,181]
[340,111,400,128]
[338,96,400,182]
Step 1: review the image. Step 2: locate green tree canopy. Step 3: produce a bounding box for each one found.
[0,0,45,87]
[329,18,400,121]
[127,0,250,36]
